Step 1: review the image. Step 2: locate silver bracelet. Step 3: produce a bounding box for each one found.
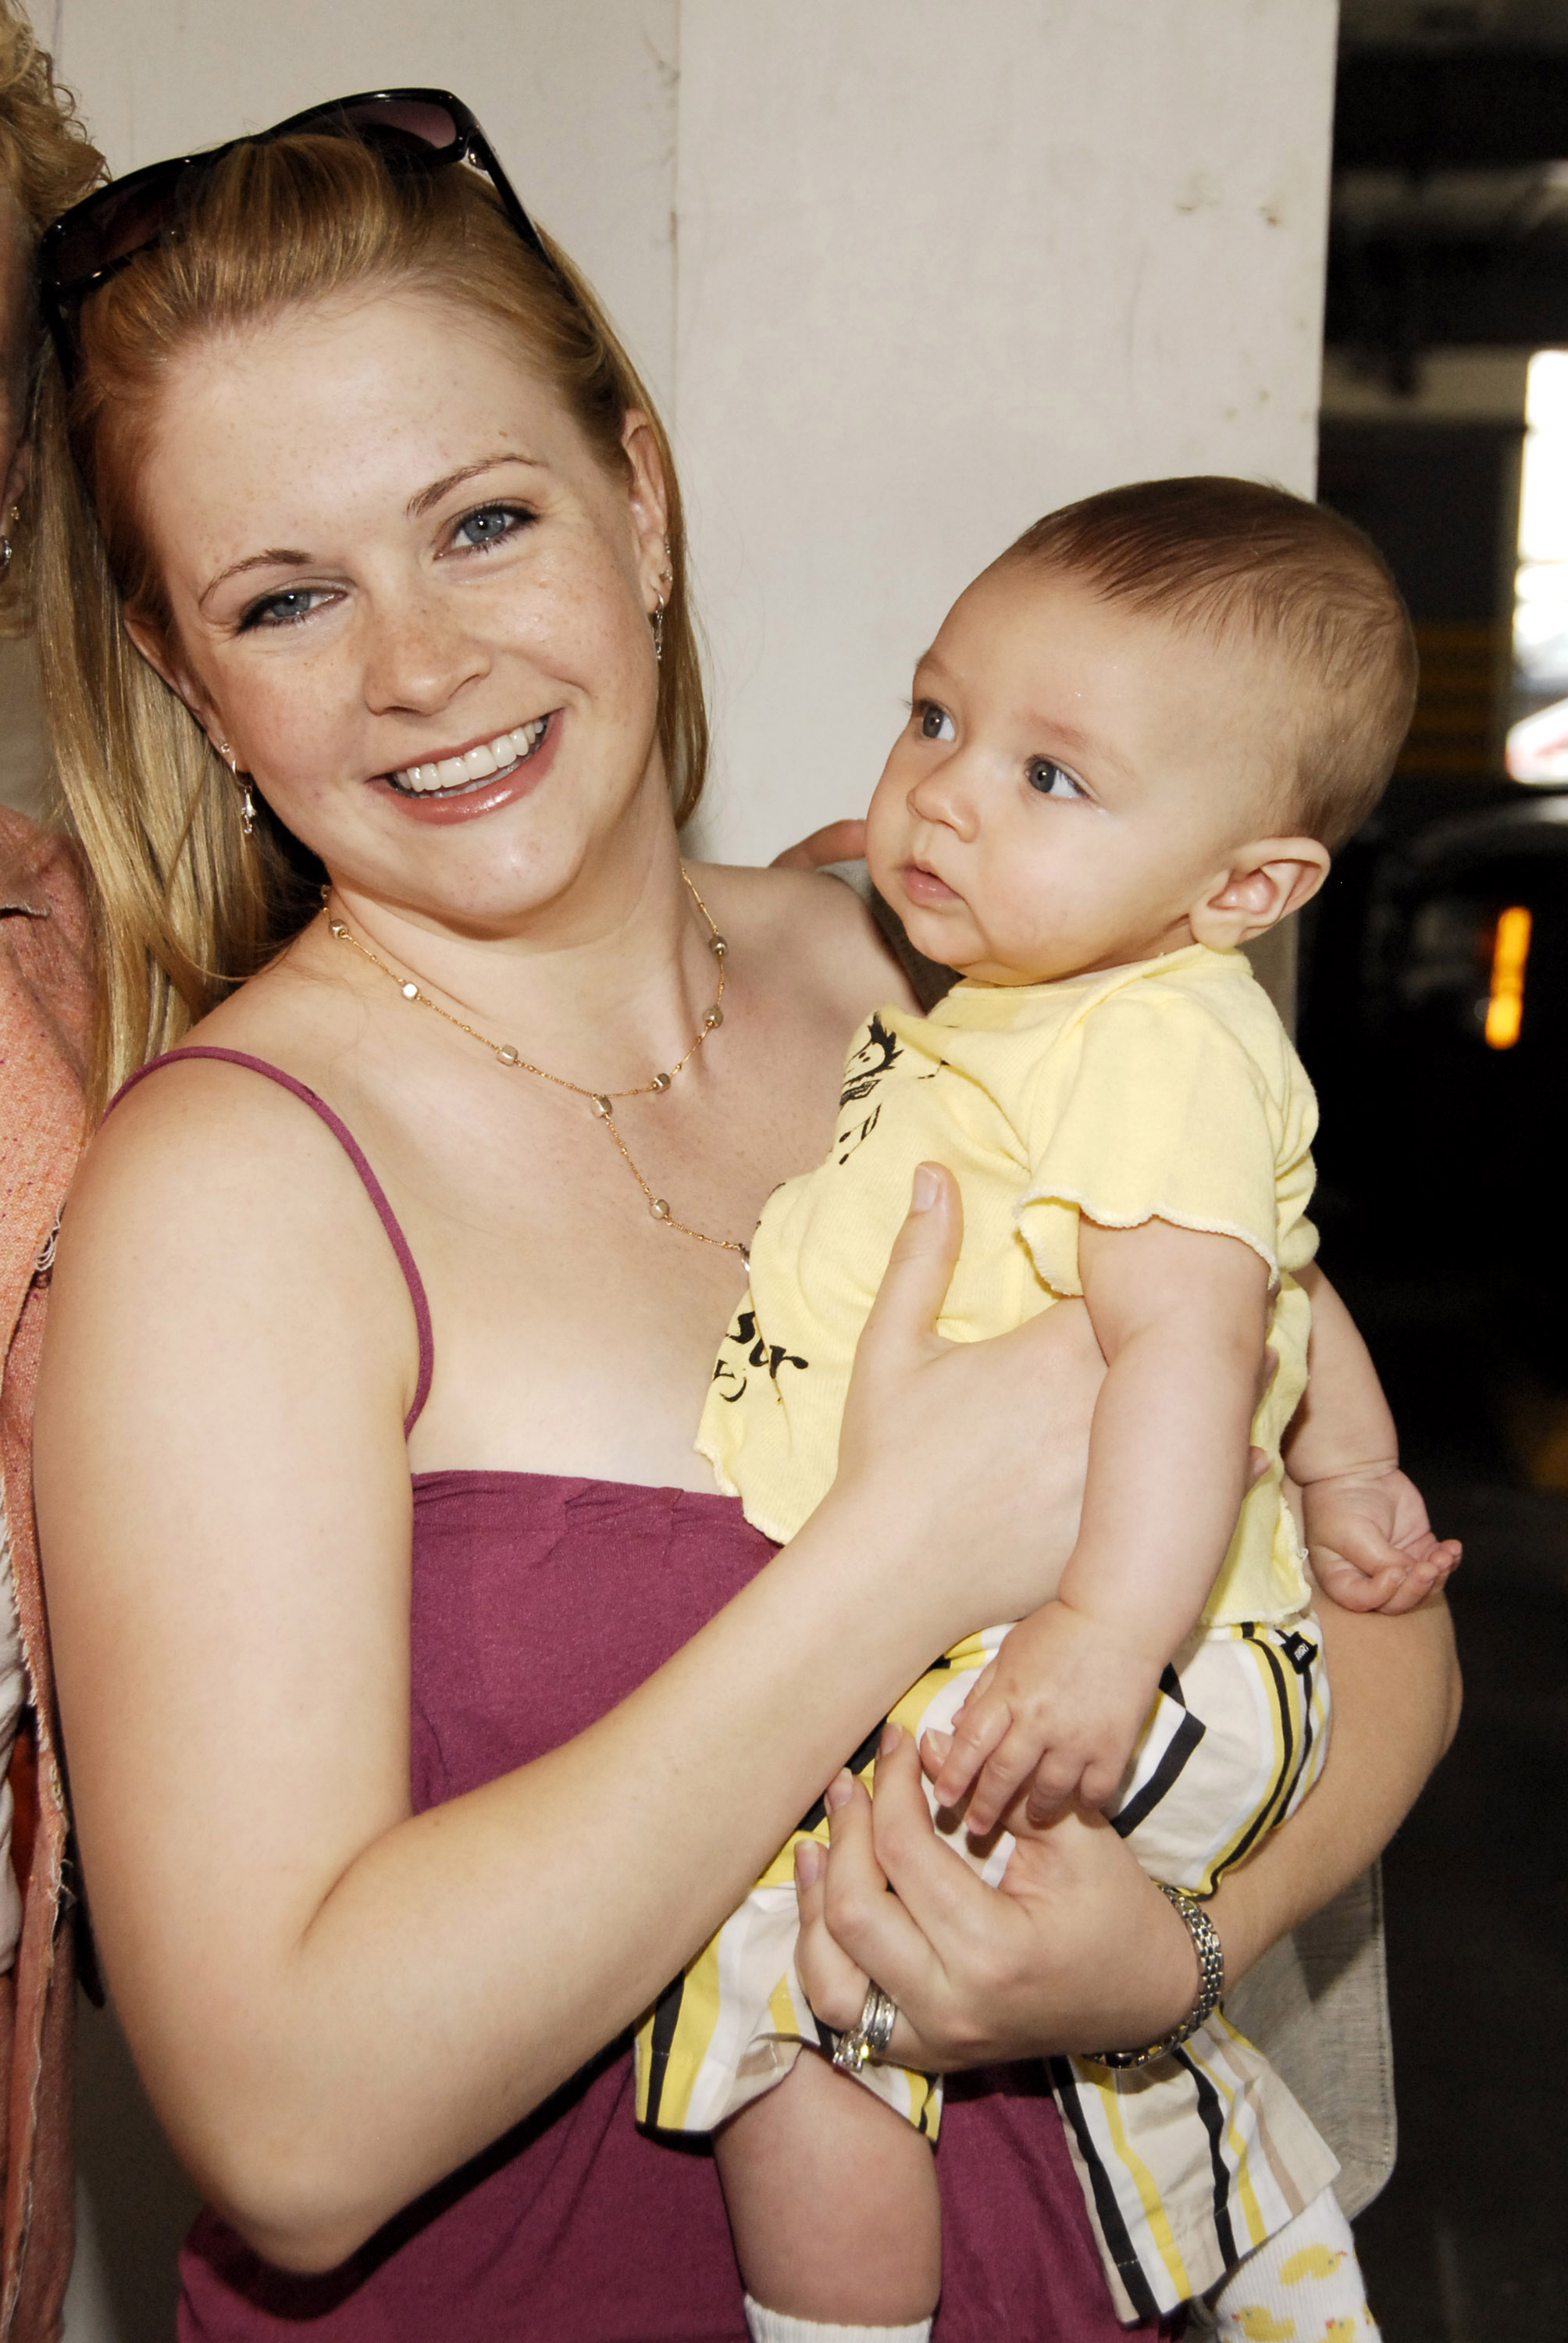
[831,1980,899,2074]
[1089,1883,1225,2070]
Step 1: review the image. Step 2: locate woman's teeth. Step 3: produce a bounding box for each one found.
[390,718,547,794]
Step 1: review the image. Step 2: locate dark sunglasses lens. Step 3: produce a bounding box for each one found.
[334,97,462,152]
[52,169,184,285]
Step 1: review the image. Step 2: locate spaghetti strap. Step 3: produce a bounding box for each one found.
[109,1045,434,1435]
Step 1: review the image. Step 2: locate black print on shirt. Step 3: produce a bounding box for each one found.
[711,1307,810,1405]
[839,1011,902,1109]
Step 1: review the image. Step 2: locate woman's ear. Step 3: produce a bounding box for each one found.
[123,608,226,747]
[1188,838,1331,950]
[620,408,671,604]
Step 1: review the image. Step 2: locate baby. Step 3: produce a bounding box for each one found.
[640,478,1436,2342]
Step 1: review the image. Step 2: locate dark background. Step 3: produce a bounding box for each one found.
[1306,7,1567,2334]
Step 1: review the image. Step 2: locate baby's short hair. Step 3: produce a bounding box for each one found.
[1005,476,1417,848]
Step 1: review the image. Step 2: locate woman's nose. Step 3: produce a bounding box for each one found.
[362,590,491,719]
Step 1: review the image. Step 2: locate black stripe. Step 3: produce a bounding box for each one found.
[1209,1630,1296,1884]
[1173,2042,1238,2269]
[1048,2057,1162,2323]
[1111,1706,1206,1840]
[639,1969,686,2131]
[795,1716,885,1835]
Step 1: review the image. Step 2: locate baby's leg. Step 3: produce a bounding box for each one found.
[1195,2184,1381,2339]
[714,2045,941,2335]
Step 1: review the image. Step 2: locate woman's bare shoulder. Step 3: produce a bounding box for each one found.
[56,1044,412,1378]
[690,860,918,1018]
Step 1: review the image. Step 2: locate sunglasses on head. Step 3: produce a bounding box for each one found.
[38,88,554,388]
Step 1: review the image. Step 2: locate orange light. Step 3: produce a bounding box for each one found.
[1484,905,1532,1049]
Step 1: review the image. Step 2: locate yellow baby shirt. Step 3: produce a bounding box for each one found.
[698,942,1319,1627]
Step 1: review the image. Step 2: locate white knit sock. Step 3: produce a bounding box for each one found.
[1199,2184,1381,2339]
[742,2299,933,2343]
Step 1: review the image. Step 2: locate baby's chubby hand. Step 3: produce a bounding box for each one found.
[1305,1464,1461,1616]
[927,1602,1160,1835]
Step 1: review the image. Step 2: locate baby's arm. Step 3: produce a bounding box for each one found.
[932,1217,1268,1835]
[1286,1263,1462,1615]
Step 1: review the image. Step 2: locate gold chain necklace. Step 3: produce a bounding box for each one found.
[324,868,749,1261]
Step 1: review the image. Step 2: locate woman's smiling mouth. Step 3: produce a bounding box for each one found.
[385,715,551,796]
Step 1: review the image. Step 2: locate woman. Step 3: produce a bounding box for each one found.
[27,101,1457,2338]
[0,10,101,2334]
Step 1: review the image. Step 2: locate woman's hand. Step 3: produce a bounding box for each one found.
[772,818,868,871]
[797,1583,1461,2075]
[831,1167,1105,1635]
[793,1723,1197,2068]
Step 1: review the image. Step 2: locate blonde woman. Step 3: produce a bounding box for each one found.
[29,101,1457,2339]
[0,9,100,2334]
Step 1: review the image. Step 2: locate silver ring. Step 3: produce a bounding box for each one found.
[831,1979,899,2073]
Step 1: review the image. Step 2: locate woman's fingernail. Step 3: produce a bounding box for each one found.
[794,1838,823,1885]
[825,1769,854,1813]
[879,1721,903,1756]
[911,1164,939,1212]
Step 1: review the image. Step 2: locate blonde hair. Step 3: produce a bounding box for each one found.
[0,0,104,636]
[32,129,707,1108]
[1007,476,1417,850]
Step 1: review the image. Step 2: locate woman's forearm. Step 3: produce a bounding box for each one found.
[1206,1588,1459,1983]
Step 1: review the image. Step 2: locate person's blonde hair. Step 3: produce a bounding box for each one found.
[0,0,103,636]
[32,129,707,1108]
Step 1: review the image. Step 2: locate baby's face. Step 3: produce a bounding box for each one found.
[865,561,1292,984]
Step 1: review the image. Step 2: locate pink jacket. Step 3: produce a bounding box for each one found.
[0,804,91,2341]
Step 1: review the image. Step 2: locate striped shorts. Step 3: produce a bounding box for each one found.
[635,1610,1337,2320]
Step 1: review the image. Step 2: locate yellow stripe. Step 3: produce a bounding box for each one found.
[1202,2016,1270,2248]
[1089,2070,1194,2302]
[1193,1628,1303,1895]
[636,1944,725,2131]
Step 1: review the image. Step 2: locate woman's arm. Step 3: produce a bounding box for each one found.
[793,1582,1459,2067]
[36,1082,1100,2274]
[1286,1264,1462,1613]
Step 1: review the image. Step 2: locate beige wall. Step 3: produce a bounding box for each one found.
[16,5,1338,2338]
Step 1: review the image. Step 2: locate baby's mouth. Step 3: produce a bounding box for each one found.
[383,715,551,797]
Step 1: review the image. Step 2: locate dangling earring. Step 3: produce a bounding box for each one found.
[218,741,256,839]
[1,506,16,574]
[650,538,674,665]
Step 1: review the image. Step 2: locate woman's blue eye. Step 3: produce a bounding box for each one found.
[1028,758,1084,800]
[454,503,528,551]
[918,703,956,742]
[241,587,324,631]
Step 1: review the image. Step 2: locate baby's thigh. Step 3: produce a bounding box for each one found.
[715,2048,941,2321]
[1107,1615,1330,1896]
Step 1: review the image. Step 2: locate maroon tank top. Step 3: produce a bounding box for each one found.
[116,1050,1155,2340]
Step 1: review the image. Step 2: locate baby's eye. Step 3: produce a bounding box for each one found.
[918,702,956,742]
[1027,758,1085,800]
[238,586,330,632]
[453,503,531,552]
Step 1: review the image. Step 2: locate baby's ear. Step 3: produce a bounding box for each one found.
[1188,838,1331,950]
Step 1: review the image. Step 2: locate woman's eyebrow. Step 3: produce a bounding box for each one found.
[406,452,543,518]
[196,455,548,607]
[198,548,311,609]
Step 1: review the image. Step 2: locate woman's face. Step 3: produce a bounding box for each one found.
[128,284,671,936]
